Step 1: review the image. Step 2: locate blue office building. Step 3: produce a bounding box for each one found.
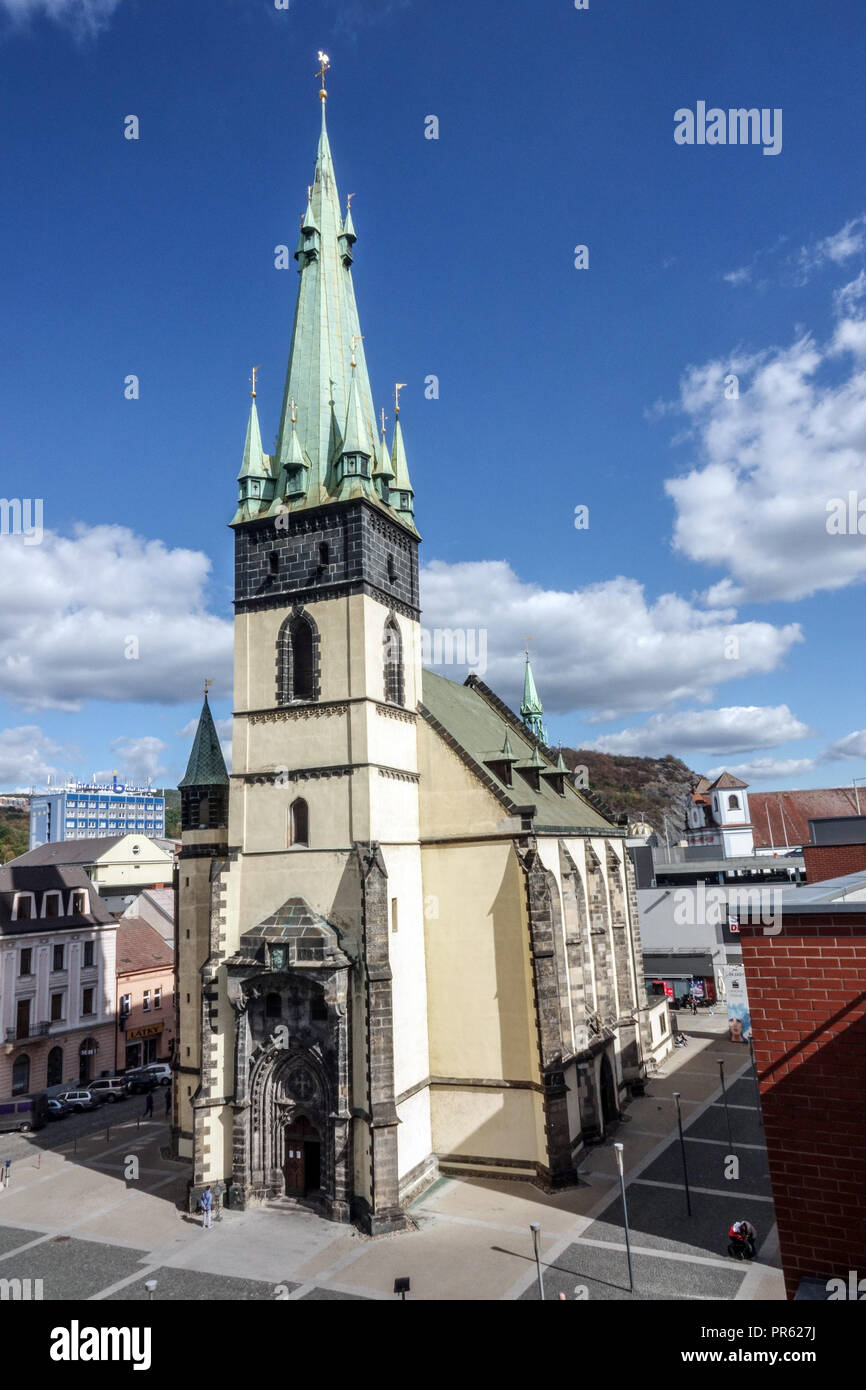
[29,778,166,850]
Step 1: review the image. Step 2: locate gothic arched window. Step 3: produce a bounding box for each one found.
[383,615,404,705]
[276,610,319,705]
[289,797,309,847]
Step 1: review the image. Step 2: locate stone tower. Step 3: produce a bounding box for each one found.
[176,72,431,1232]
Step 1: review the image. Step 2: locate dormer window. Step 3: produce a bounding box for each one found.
[12,892,35,921]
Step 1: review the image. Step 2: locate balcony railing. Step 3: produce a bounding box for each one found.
[5,1021,51,1043]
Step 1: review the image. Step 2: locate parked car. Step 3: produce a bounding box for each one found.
[127,1061,170,1084]
[140,1063,172,1087]
[89,1076,130,1104]
[46,1097,73,1122]
[124,1069,159,1095]
[55,1089,100,1113]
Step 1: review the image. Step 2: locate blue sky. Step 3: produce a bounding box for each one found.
[0,0,865,794]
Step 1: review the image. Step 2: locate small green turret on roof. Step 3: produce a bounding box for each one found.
[231,383,274,525]
[520,652,549,745]
[179,690,229,789]
[390,411,415,524]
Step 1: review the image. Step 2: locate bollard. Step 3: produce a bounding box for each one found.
[36,1153,41,1170]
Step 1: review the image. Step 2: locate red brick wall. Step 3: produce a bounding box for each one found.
[802,843,866,883]
[738,913,866,1298]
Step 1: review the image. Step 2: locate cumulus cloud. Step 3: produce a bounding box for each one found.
[0,725,69,786]
[723,267,752,287]
[94,736,168,785]
[583,705,813,758]
[663,322,866,604]
[824,729,866,762]
[704,756,818,781]
[0,525,233,712]
[795,216,866,282]
[0,0,125,38]
[420,560,802,721]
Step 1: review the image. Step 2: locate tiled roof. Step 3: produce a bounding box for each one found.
[115,920,174,974]
[0,863,115,935]
[750,788,861,849]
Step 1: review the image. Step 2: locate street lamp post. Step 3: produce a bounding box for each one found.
[673,1092,692,1217]
[614,1143,634,1293]
[717,1056,734,1151]
[530,1222,545,1301]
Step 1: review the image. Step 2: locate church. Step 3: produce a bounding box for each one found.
[173,60,668,1234]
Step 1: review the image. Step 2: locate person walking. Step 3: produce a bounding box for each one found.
[200,1185,213,1230]
[690,996,698,1016]
[144,1089,154,1119]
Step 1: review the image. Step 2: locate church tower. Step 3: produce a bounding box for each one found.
[178,59,431,1232]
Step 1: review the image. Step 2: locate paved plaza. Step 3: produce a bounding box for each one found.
[0,1016,784,1301]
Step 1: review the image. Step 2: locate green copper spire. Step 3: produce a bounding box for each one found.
[231,386,273,525]
[521,653,549,745]
[390,412,415,522]
[230,67,418,535]
[273,94,380,511]
[268,399,309,512]
[179,691,229,789]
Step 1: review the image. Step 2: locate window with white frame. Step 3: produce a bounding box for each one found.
[143,990,150,1011]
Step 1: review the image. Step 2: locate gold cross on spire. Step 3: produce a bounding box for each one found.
[346,193,355,212]
[394,382,407,415]
[307,184,313,203]
[290,395,297,425]
[380,406,387,436]
[350,334,364,368]
[204,678,213,697]
[250,365,261,398]
[316,50,330,99]
[525,635,533,659]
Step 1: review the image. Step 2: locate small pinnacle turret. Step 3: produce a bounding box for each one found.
[521,653,549,745]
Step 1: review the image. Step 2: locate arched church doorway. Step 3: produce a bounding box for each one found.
[283,1114,321,1198]
[600,1053,618,1126]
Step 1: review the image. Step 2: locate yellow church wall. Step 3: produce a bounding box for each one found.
[430,1085,542,1164]
[417,720,521,839]
[422,840,539,1084]
[383,843,430,1103]
[396,1086,432,1184]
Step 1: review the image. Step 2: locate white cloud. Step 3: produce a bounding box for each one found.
[824,729,866,762]
[420,560,802,721]
[704,756,818,781]
[175,716,233,742]
[97,736,168,785]
[794,215,866,283]
[663,323,866,604]
[0,525,233,711]
[0,725,67,786]
[583,705,813,758]
[0,0,124,38]
[834,270,866,315]
[723,267,752,287]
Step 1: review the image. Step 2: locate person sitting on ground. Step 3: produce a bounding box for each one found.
[727,1219,757,1259]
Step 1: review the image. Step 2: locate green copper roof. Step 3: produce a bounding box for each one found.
[230,398,273,524]
[521,656,543,715]
[230,94,418,534]
[420,671,612,832]
[520,655,549,745]
[178,694,229,789]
